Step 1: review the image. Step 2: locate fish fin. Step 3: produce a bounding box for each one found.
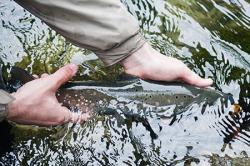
[10,66,35,84]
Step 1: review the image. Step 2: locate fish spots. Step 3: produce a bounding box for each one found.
[56,89,105,117]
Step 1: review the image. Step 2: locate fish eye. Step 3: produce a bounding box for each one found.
[175,96,178,99]
[184,95,186,98]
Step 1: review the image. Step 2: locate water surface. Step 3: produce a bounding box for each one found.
[0,0,250,165]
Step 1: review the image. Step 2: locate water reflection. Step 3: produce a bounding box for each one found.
[1,0,250,165]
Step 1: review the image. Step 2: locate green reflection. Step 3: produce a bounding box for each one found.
[1,0,250,165]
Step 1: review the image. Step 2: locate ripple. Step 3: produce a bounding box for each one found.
[1,0,250,165]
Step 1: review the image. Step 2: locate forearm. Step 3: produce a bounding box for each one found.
[13,0,212,88]
[14,0,145,66]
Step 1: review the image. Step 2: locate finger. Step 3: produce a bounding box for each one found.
[182,70,213,88]
[41,73,49,78]
[48,64,78,91]
[71,112,91,123]
[59,106,91,124]
[32,74,39,79]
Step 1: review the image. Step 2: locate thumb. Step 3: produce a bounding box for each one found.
[49,64,78,91]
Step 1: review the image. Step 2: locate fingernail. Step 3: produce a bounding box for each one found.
[207,78,213,84]
[68,64,78,75]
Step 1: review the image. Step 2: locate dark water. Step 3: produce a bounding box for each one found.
[1,0,250,165]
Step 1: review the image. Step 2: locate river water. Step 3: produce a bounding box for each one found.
[0,0,250,165]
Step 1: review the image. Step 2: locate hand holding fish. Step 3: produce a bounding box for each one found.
[6,64,89,126]
[4,44,212,126]
[122,43,213,87]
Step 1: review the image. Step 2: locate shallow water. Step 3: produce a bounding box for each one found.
[0,0,250,165]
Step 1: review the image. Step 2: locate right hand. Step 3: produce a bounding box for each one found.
[122,43,213,87]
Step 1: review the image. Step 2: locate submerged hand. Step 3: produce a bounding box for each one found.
[7,64,89,126]
[122,43,213,87]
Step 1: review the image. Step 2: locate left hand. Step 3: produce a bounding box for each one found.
[7,64,90,126]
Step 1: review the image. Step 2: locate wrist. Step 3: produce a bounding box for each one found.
[0,90,15,122]
[0,104,8,122]
[121,42,155,78]
[6,93,19,120]
[6,101,15,120]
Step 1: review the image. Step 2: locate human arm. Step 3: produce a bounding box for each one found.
[14,0,145,66]
[13,0,212,87]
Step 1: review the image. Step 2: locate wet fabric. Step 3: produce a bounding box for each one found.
[14,0,146,66]
[0,0,147,119]
[0,66,14,122]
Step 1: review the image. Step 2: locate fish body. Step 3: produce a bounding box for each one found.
[6,66,234,116]
[1,67,236,139]
[52,78,233,122]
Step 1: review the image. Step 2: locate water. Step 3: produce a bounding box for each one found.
[0,0,250,165]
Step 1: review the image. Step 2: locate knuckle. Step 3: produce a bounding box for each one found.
[57,115,67,124]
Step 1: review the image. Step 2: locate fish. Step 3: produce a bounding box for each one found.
[5,67,236,116]
[1,66,236,139]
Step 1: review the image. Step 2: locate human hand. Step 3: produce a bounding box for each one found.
[7,64,90,126]
[121,43,213,87]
